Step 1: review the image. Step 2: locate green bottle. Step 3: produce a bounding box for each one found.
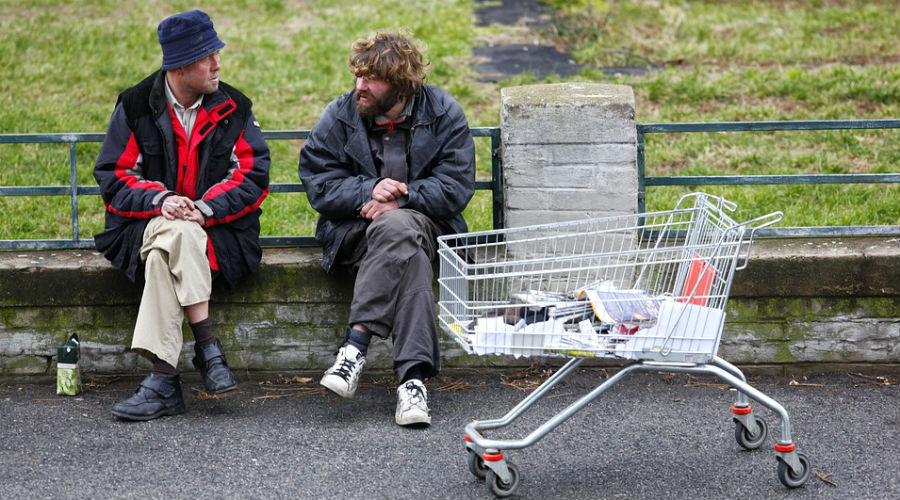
[57,334,82,396]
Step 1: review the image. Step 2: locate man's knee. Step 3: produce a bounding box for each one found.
[144,247,168,270]
[365,210,425,246]
[168,218,207,242]
[144,218,208,258]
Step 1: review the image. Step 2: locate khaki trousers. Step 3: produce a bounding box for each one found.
[131,217,212,367]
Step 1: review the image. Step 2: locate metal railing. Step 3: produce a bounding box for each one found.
[637,119,900,237]
[3,119,899,250]
[0,127,502,250]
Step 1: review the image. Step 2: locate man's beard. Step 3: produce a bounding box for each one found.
[355,86,401,120]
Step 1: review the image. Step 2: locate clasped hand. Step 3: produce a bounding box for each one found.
[362,179,407,220]
[162,195,206,226]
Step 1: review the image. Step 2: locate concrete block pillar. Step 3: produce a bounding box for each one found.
[500,83,637,228]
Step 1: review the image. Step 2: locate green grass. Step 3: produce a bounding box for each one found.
[539,0,900,225]
[0,0,495,240]
[1,0,898,241]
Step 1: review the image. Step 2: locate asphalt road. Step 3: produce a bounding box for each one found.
[1,367,897,500]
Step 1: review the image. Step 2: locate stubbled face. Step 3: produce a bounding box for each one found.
[354,75,399,119]
[179,50,221,98]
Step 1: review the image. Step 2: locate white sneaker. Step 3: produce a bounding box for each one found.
[320,344,366,398]
[395,379,431,427]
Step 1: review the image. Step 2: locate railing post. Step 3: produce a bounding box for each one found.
[490,128,503,230]
[637,125,646,214]
[69,141,79,241]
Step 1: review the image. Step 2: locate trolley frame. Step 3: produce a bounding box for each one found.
[438,193,810,496]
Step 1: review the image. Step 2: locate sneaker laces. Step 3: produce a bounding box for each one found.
[400,381,427,409]
[329,349,361,381]
[331,358,356,380]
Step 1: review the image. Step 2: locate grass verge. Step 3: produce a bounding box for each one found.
[1,0,897,241]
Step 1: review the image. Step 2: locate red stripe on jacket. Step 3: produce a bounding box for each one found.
[103,201,159,219]
[202,130,269,226]
[168,105,198,200]
[107,133,163,218]
[206,237,220,271]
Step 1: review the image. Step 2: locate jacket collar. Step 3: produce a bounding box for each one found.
[149,70,233,120]
[336,85,442,130]
[338,86,443,174]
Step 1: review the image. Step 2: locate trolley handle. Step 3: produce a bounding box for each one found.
[675,192,738,213]
[735,211,784,270]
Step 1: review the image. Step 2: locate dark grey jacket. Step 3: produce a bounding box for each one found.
[298,85,476,271]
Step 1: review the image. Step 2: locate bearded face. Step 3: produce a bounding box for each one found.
[354,77,401,120]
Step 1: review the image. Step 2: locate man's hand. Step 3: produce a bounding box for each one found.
[162,195,205,226]
[184,207,206,226]
[361,199,400,220]
[372,178,408,203]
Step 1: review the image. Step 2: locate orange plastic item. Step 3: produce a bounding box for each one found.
[680,257,716,306]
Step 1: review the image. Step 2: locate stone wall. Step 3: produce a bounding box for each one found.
[721,238,898,366]
[1,238,896,376]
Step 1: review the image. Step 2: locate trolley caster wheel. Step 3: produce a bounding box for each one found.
[777,451,811,488]
[734,416,768,450]
[486,462,520,498]
[467,450,489,480]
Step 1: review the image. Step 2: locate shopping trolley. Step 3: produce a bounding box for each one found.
[438,192,810,497]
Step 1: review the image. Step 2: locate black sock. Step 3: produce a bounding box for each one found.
[342,327,371,356]
[151,356,178,376]
[190,318,215,348]
[400,363,427,383]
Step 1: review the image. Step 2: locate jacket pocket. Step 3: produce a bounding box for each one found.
[137,138,167,180]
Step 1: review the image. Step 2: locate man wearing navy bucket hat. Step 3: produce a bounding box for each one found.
[94,10,270,421]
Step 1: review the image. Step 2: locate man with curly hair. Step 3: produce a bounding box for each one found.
[299,32,475,426]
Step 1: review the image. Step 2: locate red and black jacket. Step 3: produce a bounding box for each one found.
[94,70,270,287]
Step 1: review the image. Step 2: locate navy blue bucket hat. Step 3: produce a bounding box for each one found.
[158,10,225,70]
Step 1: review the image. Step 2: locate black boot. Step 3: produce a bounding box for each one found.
[111,373,185,421]
[192,339,237,394]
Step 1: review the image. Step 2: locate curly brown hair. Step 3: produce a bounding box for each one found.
[349,32,428,99]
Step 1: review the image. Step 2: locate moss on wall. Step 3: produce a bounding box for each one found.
[2,245,898,374]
